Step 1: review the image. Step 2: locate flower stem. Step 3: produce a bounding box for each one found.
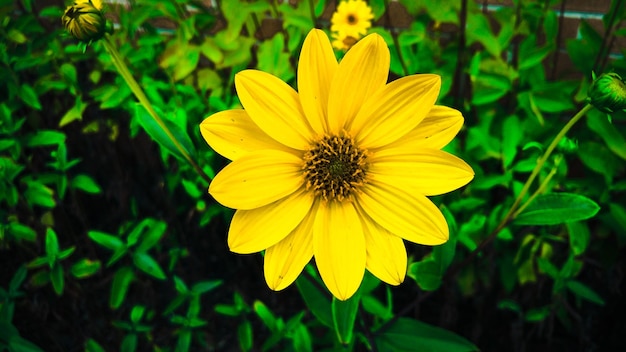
[444,103,594,281]
[102,34,211,185]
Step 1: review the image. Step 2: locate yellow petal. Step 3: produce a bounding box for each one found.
[200,109,290,161]
[369,148,474,196]
[352,74,441,149]
[228,188,314,254]
[264,201,317,290]
[327,33,389,134]
[314,201,365,300]
[356,208,407,285]
[209,149,303,210]
[388,106,464,150]
[298,29,337,135]
[357,182,449,245]
[235,70,313,150]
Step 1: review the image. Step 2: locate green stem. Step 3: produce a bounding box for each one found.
[512,156,561,219]
[499,103,593,227]
[444,104,594,281]
[102,35,211,185]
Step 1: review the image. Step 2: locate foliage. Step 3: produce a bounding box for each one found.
[1,0,626,350]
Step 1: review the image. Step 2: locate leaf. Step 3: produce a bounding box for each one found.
[566,221,590,255]
[59,96,87,127]
[295,273,333,328]
[587,109,626,161]
[85,339,106,352]
[110,267,134,309]
[332,293,360,345]
[70,174,102,194]
[133,104,196,162]
[375,317,479,352]
[135,220,167,253]
[23,130,66,147]
[253,300,277,332]
[514,193,600,225]
[257,33,294,82]
[19,84,41,110]
[6,223,37,242]
[71,259,101,278]
[132,252,166,280]
[502,115,523,169]
[408,259,442,291]
[566,280,605,305]
[50,264,64,296]
[45,228,60,264]
[238,320,253,352]
[88,231,124,251]
[24,181,56,208]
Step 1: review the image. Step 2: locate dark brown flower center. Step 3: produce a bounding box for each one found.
[347,14,357,24]
[302,133,368,202]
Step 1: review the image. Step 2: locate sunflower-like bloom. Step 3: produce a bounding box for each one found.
[200,29,474,300]
[331,0,374,39]
[331,30,359,51]
[62,0,106,43]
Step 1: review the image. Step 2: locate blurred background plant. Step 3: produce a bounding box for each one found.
[1,0,625,351]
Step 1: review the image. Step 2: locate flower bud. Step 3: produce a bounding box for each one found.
[62,0,106,43]
[586,72,626,113]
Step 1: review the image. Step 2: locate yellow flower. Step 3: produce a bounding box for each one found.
[200,29,474,300]
[331,30,359,51]
[331,0,374,38]
[62,0,106,43]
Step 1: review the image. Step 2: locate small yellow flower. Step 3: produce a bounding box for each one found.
[200,29,474,300]
[331,0,374,38]
[331,30,359,51]
[62,0,106,42]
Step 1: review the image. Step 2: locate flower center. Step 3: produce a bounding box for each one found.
[347,14,357,24]
[302,133,369,202]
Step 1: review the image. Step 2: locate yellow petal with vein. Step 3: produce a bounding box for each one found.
[209,150,303,210]
[228,189,314,254]
[236,70,312,150]
[200,109,288,161]
[313,201,365,300]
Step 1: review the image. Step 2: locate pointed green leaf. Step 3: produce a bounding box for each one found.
[566,280,605,306]
[253,300,277,332]
[408,258,442,291]
[514,193,600,225]
[70,174,102,194]
[110,267,134,309]
[50,263,64,295]
[295,273,333,328]
[45,228,59,265]
[375,318,478,351]
[132,252,166,280]
[71,259,101,278]
[332,293,360,345]
[88,231,124,251]
[133,104,196,162]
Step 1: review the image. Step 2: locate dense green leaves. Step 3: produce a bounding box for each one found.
[375,318,479,352]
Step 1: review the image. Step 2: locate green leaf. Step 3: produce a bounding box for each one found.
[85,339,106,352]
[130,305,146,323]
[133,104,196,162]
[253,300,277,332]
[23,130,66,147]
[332,293,360,345]
[566,280,605,306]
[375,317,479,351]
[566,221,590,255]
[9,265,27,293]
[19,84,41,110]
[110,266,134,309]
[71,259,101,278]
[59,96,87,127]
[50,263,64,295]
[7,29,27,44]
[45,228,59,264]
[502,115,523,169]
[120,333,137,352]
[70,174,102,194]
[514,193,601,225]
[295,273,333,328]
[176,330,191,352]
[24,181,56,208]
[6,223,37,242]
[132,252,166,280]
[191,280,222,294]
[524,306,551,322]
[257,33,294,82]
[238,320,253,352]
[408,259,442,291]
[587,109,626,160]
[88,231,124,251]
[135,220,166,253]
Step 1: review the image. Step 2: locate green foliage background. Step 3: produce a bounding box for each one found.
[1,0,626,351]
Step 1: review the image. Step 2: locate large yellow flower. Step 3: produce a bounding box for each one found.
[200,29,474,300]
[330,0,374,38]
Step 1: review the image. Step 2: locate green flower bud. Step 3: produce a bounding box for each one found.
[62,0,106,43]
[586,72,626,113]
